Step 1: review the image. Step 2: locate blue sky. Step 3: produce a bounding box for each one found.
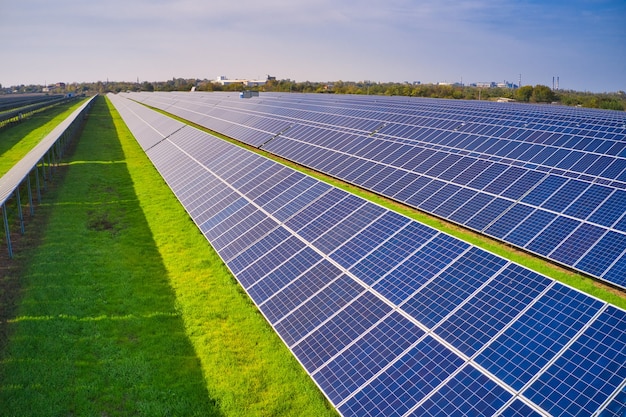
[1,0,625,92]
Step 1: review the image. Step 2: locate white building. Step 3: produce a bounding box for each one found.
[214,76,266,87]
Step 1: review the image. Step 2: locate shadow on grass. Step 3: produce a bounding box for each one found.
[0,97,223,416]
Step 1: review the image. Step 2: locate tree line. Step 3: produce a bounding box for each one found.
[2,78,625,111]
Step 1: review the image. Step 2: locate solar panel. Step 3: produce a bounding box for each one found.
[109,93,626,417]
[120,91,626,288]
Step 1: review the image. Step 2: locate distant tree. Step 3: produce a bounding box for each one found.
[531,85,556,103]
[141,82,154,92]
[515,85,534,102]
[598,98,625,111]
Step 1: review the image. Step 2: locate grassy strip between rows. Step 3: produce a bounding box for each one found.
[149,105,626,310]
[0,98,88,177]
[0,96,337,416]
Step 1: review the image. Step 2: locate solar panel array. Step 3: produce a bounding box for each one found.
[121,91,626,289]
[109,93,626,417]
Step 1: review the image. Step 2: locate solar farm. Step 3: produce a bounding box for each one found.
[106,91,626,416]
[2,91,626,416]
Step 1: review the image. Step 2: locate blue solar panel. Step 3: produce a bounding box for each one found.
[217,217,279,260]
[354,219,435,275]
[111,93,626,417]
[599,386,626,417]
[432,187,478,218]
[299,197,368,248]
[274,274,369,346]
[448,193,495,224]
[576,231,626,278]
[482,166,527,195]
[136,91,626,287]
[418,184,462,212]
[550,223,607,265]
[476,283,604,390]
[283,187,349,233]
[434,263,550,357]
[541,179,590,212]
[313,311,425,404]
[484,203,535,239]
[505,210,557,247]
[259,260,343,324]
[602,253,626,289]
[246,246,322,304]
[521,175,569,206]
[410,365,513,417]
[498,399,544,417]
[394,175,432,202]
[465,198,514,231]
[523,305,626,417]
[501,170,547,200]
[338,336,465,417]
[466,163,508,190]
[564,184,613,220]
[290,290,392,371]
[252,171,304,207]
[525,216,581,256]
[401,247,508,328]
[614,211,626,233]
[406,179,447,207]
[233,234,305,286]
[448,159,492,185]
[313,203,386,254]
[330,210,411,269]
[373,233,469,305]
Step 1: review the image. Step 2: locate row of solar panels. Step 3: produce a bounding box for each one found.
[158,91,626,157]
[120,91,626,289]
[0,94,66,113]
[108,93,625,417]
[129,91,626,187]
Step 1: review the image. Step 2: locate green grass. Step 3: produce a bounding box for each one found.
[152,107,626,310]
[0,99,87,176]
[0,96,337,416]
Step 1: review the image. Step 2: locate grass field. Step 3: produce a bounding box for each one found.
[0,99,87,177]
[0,96,337,416]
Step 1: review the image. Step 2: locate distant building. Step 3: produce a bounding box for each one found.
[497,81,518,89]
[214,76,266,87]
[473,81,518,89]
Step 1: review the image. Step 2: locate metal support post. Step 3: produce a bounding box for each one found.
[35,164,42,201]
[27,174,34,216]
[16,187,24,235]
[2,203,12,259]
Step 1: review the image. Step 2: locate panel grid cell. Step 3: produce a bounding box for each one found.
[291,291,392,371]
[409,364,513,417]
[348,222,437,285]
[434,263,551,357]
[273,275,368,347]
[401,247,508,329]
[523,306,626,417]
[337,336,466,417]
[476,283,604,391]
[372,233,469,305]
[312,312,425,404]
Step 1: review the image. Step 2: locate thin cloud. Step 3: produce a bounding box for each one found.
[0,0,624,91]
